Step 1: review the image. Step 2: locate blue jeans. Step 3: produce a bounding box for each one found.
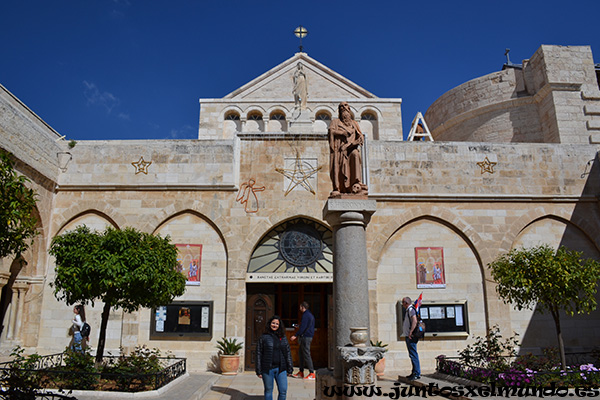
[298,336,314,373]
[405,338,420,377]
[72,331,83,352]
[262,367,288,400]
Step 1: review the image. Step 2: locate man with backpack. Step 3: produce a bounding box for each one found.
[402,297,421,380]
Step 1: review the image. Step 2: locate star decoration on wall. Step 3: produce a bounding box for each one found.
[275,155,322,196]
[131,156,152,174]
[477,156,497,174]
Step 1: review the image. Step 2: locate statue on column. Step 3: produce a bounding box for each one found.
[328,102,368,197]
[292,62,308,110]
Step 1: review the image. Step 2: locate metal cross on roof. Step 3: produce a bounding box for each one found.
[294,26,308,53]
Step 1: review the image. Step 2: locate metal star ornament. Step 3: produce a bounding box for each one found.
[276,155,322,196]
[131,156,152,175]
[477,156,497,174]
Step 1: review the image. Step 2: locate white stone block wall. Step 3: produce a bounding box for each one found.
[425,45,600,144]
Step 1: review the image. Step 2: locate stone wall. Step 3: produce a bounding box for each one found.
[35,137,600,372]
[0,84,63,352]
[56,140,236,189]
[0,84,63,183]
[426,45,600,144]
[367,141,599,197]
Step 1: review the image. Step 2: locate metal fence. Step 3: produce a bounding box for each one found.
[436,352,599,386]
[0,352,186,396]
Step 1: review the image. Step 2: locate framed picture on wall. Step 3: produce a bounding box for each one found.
[415,247,446,288]
[175,244,202,285]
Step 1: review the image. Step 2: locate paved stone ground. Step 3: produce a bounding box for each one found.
[66,370,425,400]
[205,372,316,400]
[62,369,583,399]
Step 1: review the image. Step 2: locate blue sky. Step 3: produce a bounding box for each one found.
[2,1,599,141]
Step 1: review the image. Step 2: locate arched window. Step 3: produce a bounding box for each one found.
[316,112,331,121]
[360,111,379,140]
[245,111,264,132]
[223,111,241,137]
[314,111,332,132]
[361,112,376,121]
[247,218,333,273]
[225,112,240,121]
[268,111,287,132]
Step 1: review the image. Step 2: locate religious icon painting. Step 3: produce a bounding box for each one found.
[415,247,446,288]
[178,307,191,325]
[175,244,202,285]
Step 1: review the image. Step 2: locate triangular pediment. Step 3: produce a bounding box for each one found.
[224,53,377,100]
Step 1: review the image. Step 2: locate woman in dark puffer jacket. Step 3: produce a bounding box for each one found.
[256,315,294,400]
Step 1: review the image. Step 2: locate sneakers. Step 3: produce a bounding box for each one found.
[292,371,304,379]
[304,372,316,380]
[409,375,421,381]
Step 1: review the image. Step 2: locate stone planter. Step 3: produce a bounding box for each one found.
[219,354,241,375]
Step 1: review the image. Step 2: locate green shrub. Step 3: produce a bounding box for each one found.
[458,325,519,371]
[1,346,42,398]
[101,346,166,391]
[58,347,98,390]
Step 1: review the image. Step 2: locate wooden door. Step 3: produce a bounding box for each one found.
[277,283,331,369]
[245,294,274,369]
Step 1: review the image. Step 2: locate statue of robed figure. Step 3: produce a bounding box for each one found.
[328,102,368,197]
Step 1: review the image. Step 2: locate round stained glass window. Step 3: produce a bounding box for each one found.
[278,224,323,267]
[247,218,333,273]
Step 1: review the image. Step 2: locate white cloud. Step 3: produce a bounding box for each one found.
[167,124,195,139]
[83,81,120,113]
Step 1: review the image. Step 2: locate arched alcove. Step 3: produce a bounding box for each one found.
[511,216,600,353]
[376,217,486,372]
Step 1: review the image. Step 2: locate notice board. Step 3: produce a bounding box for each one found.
[398,300,468,338]
[151,301,213,340]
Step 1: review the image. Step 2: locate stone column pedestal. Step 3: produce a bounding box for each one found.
[317,199,377,400]
[323,198,377,375]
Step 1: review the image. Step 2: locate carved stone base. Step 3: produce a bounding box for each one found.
[314,347,386,400]
[289,108,312,134]
[340,347,385,385]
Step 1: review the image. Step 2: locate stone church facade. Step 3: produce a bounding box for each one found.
[1,44,600,373]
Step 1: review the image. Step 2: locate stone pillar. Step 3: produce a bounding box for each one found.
[8,282,28,340]
[323,198,377,377]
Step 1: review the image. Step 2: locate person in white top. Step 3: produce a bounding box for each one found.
[71,304,86,351]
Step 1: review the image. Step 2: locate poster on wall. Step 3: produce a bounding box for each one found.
[175,244,203,285]
[415,247,446,288]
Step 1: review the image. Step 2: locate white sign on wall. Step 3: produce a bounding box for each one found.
[246,272,333,282]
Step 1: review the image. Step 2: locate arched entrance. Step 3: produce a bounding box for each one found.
[244,218,333,370]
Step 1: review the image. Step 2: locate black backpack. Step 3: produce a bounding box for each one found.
[80,322,91,338]
[410,306,426,339]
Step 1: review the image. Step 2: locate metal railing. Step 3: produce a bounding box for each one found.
[436,352,599,386]
[0,352,186,394]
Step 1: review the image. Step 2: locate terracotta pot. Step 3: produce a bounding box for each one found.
[374,357,386,376]
[219,354,241,375]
